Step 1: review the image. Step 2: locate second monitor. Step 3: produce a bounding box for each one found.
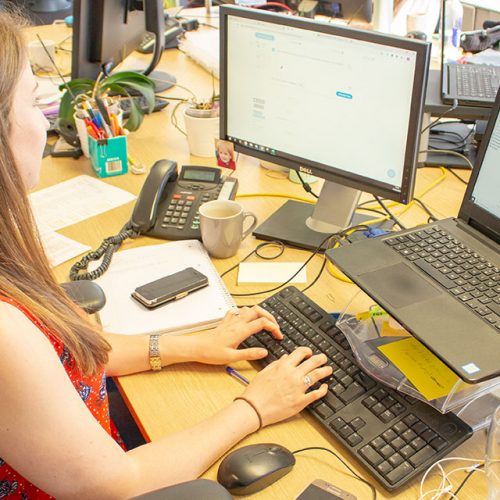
[219,6,431,250]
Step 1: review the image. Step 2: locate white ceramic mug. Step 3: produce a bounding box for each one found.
[199,200,257,258]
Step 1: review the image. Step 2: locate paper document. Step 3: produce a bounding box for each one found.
[30,176,136,231]
[179,29,220,78]
[237,262,307,284]
[378,337,460,401]
[95,240,236,335]
[38,224,91,267]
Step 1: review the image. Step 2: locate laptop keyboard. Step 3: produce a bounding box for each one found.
[385,226,500,331]
[242,286,473,491]
[455,64,500,100]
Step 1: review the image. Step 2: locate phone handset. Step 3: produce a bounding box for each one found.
[130,159,178,233]
[70,159,178,281]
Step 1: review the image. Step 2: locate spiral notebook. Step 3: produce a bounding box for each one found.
[95,240,236,335]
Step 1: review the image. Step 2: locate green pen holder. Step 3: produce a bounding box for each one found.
[88,135,128,178]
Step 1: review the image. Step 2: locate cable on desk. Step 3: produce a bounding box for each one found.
[236,192,315,204]
[453,463,484,496]
[219,241,285,279]
[420,100,458,135]
[296,171,319,199]
[445,167,469,185]
[419,149,474,170]
[69,223,140,281]
[412,197,439,222]
[222,226,367,297]
[373,195,407,230]
[292,447,377,500]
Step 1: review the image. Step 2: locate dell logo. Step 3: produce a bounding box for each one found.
[299,166,313,175]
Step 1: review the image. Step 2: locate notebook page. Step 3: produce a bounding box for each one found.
[95,240,236,335]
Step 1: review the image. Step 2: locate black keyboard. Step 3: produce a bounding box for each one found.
[384,225,500,331]
[242,287,473,491]
[456,64,500,99]
[119,96,169,118]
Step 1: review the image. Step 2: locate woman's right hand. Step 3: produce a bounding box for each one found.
[240,347,332,428]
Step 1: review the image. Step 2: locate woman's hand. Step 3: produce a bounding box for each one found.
[192,306,283,365]
[240,347,331,427]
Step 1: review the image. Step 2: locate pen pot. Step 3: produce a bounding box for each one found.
[88,135,128,178]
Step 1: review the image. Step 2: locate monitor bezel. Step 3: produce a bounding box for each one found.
[458,89,500,244]
[219,5,431,204]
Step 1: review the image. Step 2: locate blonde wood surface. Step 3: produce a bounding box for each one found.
[35,24,487,499]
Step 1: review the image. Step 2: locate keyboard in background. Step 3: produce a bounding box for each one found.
[242,287,473,491]
[119,96,169,119]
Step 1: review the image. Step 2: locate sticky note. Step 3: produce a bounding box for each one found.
[378,337,460,401]
[237,262,307,284]
[380,320,411,338]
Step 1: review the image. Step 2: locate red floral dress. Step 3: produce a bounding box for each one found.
[0,297,120,499]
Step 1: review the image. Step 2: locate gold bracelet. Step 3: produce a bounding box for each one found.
[148,334,162,371]
[234,396,263,431]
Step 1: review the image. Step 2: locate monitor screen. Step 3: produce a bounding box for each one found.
[220,6,430,249]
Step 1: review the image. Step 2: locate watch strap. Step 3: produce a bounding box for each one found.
[149,334,162,371]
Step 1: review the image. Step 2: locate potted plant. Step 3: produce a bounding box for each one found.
[57,71,156,150]
[170,83,220,158]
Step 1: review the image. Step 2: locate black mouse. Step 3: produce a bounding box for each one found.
[217,443,296,495]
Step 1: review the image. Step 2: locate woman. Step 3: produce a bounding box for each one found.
[0,10,331,499]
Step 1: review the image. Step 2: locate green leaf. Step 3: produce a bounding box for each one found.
[58,80,95,124]
[123,98,144,131]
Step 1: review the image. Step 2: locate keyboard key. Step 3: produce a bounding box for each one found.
[338,382,366,404]
[359,445,384,467]
[377,461,393,476]
[409,445,435,467]
[386,462,414,484]
[351,417,366,430]
[347,433,363,446]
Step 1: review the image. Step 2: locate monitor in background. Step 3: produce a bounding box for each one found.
[291,0,373,23]
[72,0,175,92]
[219,5,430,250]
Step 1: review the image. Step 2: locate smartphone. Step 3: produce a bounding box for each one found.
[296,479,357,500]
[131,267,208,309]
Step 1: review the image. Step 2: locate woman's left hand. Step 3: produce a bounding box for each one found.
[192,306,283,365]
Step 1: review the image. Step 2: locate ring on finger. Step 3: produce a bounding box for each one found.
[303,374,313,387]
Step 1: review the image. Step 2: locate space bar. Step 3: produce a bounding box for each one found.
[413,259,456,289]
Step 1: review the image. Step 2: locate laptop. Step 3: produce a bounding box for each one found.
[326,89,500,384]
[441,0,500,107]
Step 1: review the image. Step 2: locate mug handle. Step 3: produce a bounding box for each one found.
[242,212,258,240]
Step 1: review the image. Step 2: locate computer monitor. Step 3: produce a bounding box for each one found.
[220,5,430,250]
[72,0,174,91]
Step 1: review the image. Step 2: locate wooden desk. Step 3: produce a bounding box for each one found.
[38,31,487,500]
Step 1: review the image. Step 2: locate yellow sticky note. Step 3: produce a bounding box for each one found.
[380,320,411,338]
[378,337,460,401]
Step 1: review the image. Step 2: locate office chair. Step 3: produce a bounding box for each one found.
[61,280,106,318]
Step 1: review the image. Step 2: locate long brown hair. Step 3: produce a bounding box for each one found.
[0,9,110,375]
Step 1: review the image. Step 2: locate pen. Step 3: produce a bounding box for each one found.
[226,366,250,385]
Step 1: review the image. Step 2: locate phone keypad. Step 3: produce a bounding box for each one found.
[160,187,222,232]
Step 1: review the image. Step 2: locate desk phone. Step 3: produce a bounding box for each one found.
[131,160,238,241]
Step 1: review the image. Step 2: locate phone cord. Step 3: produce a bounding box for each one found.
[69,223,140,281]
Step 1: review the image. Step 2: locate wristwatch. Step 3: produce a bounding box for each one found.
[149,334,162,371]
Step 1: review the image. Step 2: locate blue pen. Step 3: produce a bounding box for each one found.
[226,366,250,385]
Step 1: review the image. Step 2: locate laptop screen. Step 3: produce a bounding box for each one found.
[459,89,500,242]
[471,113,500,219]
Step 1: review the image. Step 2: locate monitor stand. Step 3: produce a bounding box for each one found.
[253,180,379,251]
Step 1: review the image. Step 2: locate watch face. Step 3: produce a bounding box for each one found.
[150,356,162,371]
